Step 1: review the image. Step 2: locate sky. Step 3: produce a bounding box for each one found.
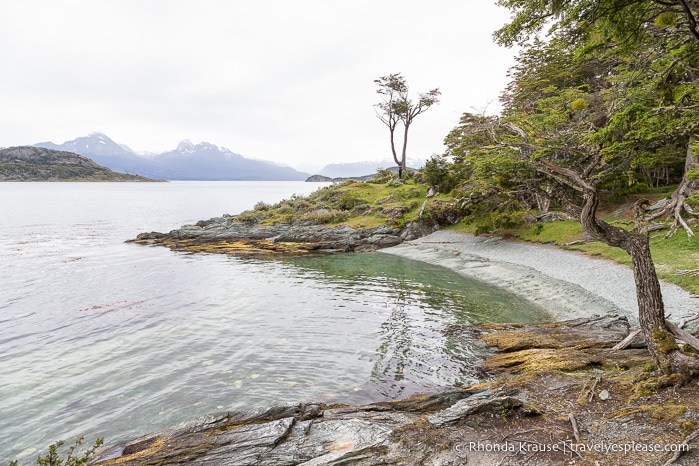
[0,1,519,172]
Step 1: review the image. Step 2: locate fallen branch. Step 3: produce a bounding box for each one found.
[677,269,699,276]
[679,313,699,329]
[662,427,699,465]
[612,329,642,350]
[667,321,699,352]
[569,413,581,443]
[587,377,600,402]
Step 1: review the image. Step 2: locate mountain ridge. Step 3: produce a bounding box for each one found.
[34,134,309,181]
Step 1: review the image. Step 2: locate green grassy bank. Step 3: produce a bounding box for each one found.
[233,173,698,295]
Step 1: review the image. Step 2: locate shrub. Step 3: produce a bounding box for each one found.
[299,208,348,224]
[6,436,104,466]
[253,201,271,211]
[235,210,264,225]
[570,98,588,111]
[369,169,396,184]
[337,192,361,210]
[421,156,458,193]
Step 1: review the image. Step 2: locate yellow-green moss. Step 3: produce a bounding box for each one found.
[652,328,680,354]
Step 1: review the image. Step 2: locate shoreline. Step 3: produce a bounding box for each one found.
[92,228,699,465]
[380,229,697,327]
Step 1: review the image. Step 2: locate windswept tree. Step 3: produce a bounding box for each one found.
[444,2,699,376]
[374,73,440,178]
[495,0,699,237]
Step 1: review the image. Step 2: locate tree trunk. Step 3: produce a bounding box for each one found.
[577,189,699,375]
[626,234,678,374]
[399,123,410,178]
[389,125,400,168]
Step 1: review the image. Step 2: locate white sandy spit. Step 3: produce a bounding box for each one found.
[381,230,697,327]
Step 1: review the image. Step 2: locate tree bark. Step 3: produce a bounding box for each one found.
[576,188,699,375]
[399,123,410,178]
[389,125,400,168]
[626,233,678,374]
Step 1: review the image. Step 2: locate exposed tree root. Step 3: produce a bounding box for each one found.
[662,427,699,466]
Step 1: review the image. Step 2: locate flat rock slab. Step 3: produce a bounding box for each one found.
[475,315,652,374]
[90,388,526,466]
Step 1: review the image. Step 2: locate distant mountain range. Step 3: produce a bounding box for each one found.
[317,159,426,178]
[0,146,156,182]
[34,133,310,181]
[26,133,426,181]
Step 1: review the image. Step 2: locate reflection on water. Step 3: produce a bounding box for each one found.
[280,253,550,399]
[0,182,550,462]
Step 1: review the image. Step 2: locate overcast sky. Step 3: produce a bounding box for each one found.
[0,1,518,171]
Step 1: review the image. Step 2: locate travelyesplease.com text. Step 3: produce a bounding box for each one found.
[454,440,690,455]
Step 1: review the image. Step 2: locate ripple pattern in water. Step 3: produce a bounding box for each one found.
[0,182,549,461]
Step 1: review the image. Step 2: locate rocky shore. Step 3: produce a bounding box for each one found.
[127,217,435,254]
[90,315,699,465]
[112,224,699,465]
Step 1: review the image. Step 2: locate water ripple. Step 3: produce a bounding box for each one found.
[0,182,549,462]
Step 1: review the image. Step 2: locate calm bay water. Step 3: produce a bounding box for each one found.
[0,181,549,461]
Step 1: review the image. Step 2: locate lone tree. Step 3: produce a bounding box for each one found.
[374,73,440,178]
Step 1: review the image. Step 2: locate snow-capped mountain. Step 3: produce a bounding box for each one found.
[36,132,134,158]
[34,134,309,181]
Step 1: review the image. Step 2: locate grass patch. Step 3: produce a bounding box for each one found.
[233,176,447,229]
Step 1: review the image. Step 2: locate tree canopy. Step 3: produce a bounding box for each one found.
[374,73,440,178]
[429,0,699,375]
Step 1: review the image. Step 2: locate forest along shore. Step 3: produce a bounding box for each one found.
[381,230,698,326]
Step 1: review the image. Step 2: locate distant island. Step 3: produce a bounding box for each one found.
[0,146,158,182]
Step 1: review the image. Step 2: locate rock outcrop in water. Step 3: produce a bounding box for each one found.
[128,218,436,254]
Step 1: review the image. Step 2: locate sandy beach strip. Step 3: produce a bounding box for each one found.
[381,230,697,326]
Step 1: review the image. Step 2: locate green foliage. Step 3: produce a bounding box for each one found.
[687,168,699,181]
[235,209,265,225]
[253,201,271,211]
[337,191,362,210]
[229,178,436,229]
[654,12,677,28]
[299,208,349,224]
[368,169,397,184]
[472,211,527,236]
[420,155,459,193]
[570,97,588,111]
[374,73,441,175]
[6,437,104,466]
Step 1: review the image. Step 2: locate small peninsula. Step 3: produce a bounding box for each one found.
[0,146,158,182]
[128,171,454,254]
